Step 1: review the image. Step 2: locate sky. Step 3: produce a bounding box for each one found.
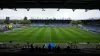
[0,8,100,20]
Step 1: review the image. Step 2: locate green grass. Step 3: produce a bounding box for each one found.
[0,26,100,43]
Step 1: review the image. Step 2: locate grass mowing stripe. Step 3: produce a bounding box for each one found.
[0,26,100,43]
[7,27,34,35]
[63,27,85,40]
[48,27,51,42]
[70,27,100,39]
[51,27,59,42]
[64,27,100,42]
[71,27,93,42]
[73,27,100,42]
[7,27,35,42]
[7,27,32,33]
[24,27,42,42]
[33,27,45,42]
[0,27,39,42]
[0,28,30,42]
[63,27,89,42]
[73,27,96,38]
[10,27,34,36]
[16,27,40,42]
[53,27,65,40]
[16,27,35,42]
[42,27,51,42]
[71,27,97,36]
[59,27,77,41]
[0,27,30,41]
[49,27,51,42]
[58,27,71,40]
[65,27,84,36]
[25,27,40,42]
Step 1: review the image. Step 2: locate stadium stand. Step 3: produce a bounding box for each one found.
[0,24,9,32]
[80,20,100,33]
[30,19,71,27]
[0,42,100,56]
[1,0,100,55]
[0,19,100,56]
[0,24,22,32]
[80,24,100,32]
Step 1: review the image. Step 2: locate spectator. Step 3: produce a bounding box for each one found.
[30,44,33,49]
[66,46,71,52]
[9,41,12,43]
[48,44,52,52]
[87,42,89,44]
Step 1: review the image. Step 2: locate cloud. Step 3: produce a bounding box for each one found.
[0,9,99,20]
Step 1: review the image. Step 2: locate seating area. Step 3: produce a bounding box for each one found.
[0,24,22,32]
[0,24,8,32]
[49,23,70,26]
[0,42,100,53]
[31,23,45,26]
[30,20,71,27]
[31,23,72,27]
[80,24,100,33]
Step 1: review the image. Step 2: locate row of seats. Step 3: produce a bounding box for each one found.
[80,24,100,32]
[20,44,80,53]
[1,41,100,53]
[31,23,71,26]
[0,24,22,32]
[0,43,80,53]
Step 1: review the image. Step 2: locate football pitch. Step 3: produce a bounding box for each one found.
[0,26,100,43]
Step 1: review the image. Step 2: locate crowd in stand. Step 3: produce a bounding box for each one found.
[79,24,100,32]
[20,44,80,53]
[0,41,81,53]
[0,24,22,32]
[31,23,72,27]
[0,24,9,32]
[0,41,100,53]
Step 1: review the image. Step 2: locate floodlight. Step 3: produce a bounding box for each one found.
[27,8,30,11]
[14,8,17,11]
[42,8,45,11]
[0,8,3,10]
[57,8,60,11]
[85,9,88,12]
[72,9,75,12]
